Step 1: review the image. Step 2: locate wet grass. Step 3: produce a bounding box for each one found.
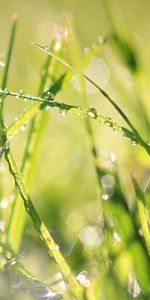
[0,11,150,300]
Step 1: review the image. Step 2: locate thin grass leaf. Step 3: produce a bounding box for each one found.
[132,177,150,256]
[7,43,53,252]
[0,15,17,128]
[1,88,148,152]
[5,148,83,299]
[32,43,150,155]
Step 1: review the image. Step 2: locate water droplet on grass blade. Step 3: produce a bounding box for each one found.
[87,107,97,119]
[102,194,109,201]
[20,125,26,131]
[44,45,49,51]
[0,220,6,232]
[43,105,51,111]
[31,286,62,299]
[101,174,115,189]
[0,61,5,68]
[19,89,24,96]
[110,153,116,162]
[131,140,137,146]
[59,107,67,116]
[0,198,8,209]
[76,271,91,288]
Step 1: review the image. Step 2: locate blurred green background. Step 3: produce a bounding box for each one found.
[0,0,150,299]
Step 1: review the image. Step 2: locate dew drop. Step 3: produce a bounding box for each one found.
[113,128,118,133]
[76,271,91,288]
[110,153,116,162]
[56,244,60,251]
[101,174,115,189]
[4,88,8,95]
[59,107,67,116]
[19,89,24,96]
[0,61,5,68]
[87,107,97,119]
[44,45,49,51]
[102,194,109,201]
[20,125,26,131]
[0,220,6,232]
[131,140,137,146]
[0,198,8,209]
[105,117,113,127]
[113,232,121,244]
[43,105,50,111]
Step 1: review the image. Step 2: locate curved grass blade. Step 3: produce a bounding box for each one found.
[5,148,83,299]
[32,43,150,155]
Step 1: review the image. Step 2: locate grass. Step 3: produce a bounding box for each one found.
[0,9,150,300]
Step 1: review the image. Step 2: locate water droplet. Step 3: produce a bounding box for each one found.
[59,107,67,116]
[44,45,49,51]
[105,117,113,127]
[102,194,109,201]
[101,174,115,189]
[113,128,118,133]
[113,232,121,244]
[19,89,24,96]
[87,107,97,119]
[0,220,6,232]
[131,140,137,146]
[20,125,26,131]
[0,198,8,209]
[128,272,141,298]
[43,105,50,111]
[31,286,61,299]
[4,88,8,95]
[56,244,60,251]
[0,61,5,68]
[76,271,91,288]
[110,153,116,162]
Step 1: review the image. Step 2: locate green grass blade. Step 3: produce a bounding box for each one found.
[32,43,150,155]
[1,15,17,90]
[132,177,150,256]
[5,148,83,299]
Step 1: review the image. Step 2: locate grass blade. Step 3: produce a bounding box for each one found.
[32,43,150,155]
